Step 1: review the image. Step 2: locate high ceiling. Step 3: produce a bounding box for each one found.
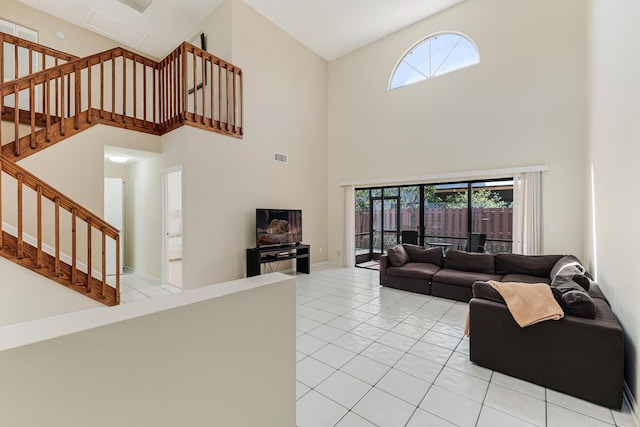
[18,0,464,60]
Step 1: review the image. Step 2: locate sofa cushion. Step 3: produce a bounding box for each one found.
[387,244,409,267]
[550,255,585,279]
[495,253,563,277]
[550,275,596,319]
[443,250,495,274]
[433,269,503,288]
[501,273,551,285]
[588,283,608,303]
[403,244,443,266]
[472,280,504,303]
[387,262,441,280]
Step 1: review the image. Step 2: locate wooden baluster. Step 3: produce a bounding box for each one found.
[66,72,71,119]
[101,228,106,298]
[54,54,59,119]
[143,61,147,126]
[0,160,3,249]
[174,52,178,119]
[164,58,168,123]
[45,76,51,142]
[55,197,60,276]
[86,218,92,293]
[30,79,36,148]
[201,53,206,124]
[133,57,137,125]
[36,185,42,268]
[41,51,45,109]
[111,52,116,119]
[87,61,92,123]
[14,43,18,79]
[28,46,32,74]
[228,68,232,131]
[0,39,4,83]
[122,52,127,124]
[218,62,222,128]
[231,68,236,132]
[193,50,197,117]
[239,70,243,134]
[115,233,120,304]
[60,70,66,136]
[210,58,214,128]
[152,63,156,125]
[0,90,3,146]
[74,64,80,129]
[100,57,104,119]
[71,207,77,285]
[16,173,23,259]
[14,84,19,157]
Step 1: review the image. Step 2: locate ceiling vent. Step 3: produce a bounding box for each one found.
[86,9,148,46]
[274,153,288,164]
[117,0,153,14]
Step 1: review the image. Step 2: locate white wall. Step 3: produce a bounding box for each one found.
[327,0,587,263]
[0,257,102,326]
[0,273,295,426]
[169,0,328,288]
[588,0,640,405]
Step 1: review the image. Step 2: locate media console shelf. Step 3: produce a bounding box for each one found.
[246,244,310,277]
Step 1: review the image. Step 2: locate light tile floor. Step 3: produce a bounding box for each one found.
[108,271,181,303]
[296,265,636,427]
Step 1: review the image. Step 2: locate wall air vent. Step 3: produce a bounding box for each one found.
[117,0,153,14]
[274,153,288,164]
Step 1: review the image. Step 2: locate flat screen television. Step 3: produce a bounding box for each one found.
[256,208,302,247]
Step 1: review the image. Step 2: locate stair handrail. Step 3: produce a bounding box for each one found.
[0,32,79,84]
[0,153,120,304]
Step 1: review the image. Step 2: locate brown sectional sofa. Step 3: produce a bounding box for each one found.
[379,244,624,408]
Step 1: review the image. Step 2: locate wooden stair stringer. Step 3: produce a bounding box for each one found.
[0,231,118,306]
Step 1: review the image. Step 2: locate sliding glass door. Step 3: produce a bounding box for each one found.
[354,179,514,263]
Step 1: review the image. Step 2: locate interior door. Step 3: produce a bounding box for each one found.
[104,178,124,275]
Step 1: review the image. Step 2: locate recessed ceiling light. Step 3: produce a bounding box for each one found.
[55,31,65,39]
[109,155,128,163]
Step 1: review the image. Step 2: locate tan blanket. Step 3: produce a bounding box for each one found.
[487,280,564,327]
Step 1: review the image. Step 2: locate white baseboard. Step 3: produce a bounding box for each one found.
[2,221,103,279]
[623,382,639,427]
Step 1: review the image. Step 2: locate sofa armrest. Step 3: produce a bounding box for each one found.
[379,255,389,285]
[469,297,624,408]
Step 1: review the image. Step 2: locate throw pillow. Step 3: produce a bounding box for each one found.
[387,244,410,267]
[550,275,596,319]
[549,255,585,280]
[570,274,591,291]
[403,244,443,266]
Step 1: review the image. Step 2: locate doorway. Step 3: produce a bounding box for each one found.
[162,167,182,288]
[104,178,124,275]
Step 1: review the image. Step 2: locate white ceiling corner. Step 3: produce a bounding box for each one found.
[18,0,464,60]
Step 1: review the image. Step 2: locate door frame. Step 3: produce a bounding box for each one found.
[161,166,183,287]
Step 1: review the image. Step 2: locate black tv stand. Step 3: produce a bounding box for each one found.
[246,244,310,277]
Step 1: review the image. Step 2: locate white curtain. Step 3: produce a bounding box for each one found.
[343,185,356,267]
[512,171,541,255]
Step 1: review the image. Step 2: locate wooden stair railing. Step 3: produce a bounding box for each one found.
[0,38,243,160]
[0,35,244,306]
[0,154,120,306]
[0,32,78,84]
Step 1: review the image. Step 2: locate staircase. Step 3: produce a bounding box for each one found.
[0,33,244,305]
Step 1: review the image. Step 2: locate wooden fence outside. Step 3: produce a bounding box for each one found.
[355,207,513,240]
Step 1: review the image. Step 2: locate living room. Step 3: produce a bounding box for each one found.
[0,0,637,425]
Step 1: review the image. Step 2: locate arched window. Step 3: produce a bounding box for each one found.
[389,32,479,90]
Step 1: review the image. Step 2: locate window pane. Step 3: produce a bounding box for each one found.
[424,184,467,248]
[383,199,397,231]
[384,187,398,197]
[399,186,420,233]
[471,181,513,253]
[355,189,370,255]
[390,32,479,90]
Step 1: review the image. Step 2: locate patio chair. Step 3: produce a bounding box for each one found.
[401,230,418,245]
[466,233,486,253]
